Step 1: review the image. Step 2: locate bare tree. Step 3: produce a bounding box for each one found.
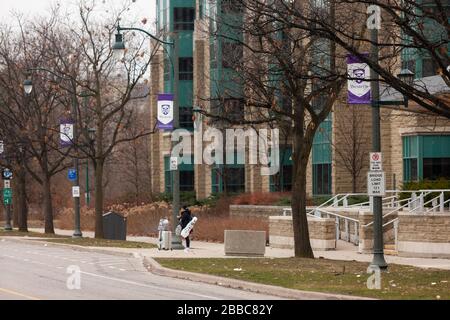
[40,0,159,238]
[197,0,361,258]
[332,103,372,193]
[311,0,449,117]
[0,16,72,234]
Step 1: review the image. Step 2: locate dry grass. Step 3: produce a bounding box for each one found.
[232,192,291,206]
[55,200,268,243]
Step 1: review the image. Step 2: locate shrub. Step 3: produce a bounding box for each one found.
[232,192,292,206]
[400,179,450,205]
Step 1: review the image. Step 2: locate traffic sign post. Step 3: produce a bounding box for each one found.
[170,157,178,171]
[68,169,77,182]
[370,152,383,171]
[368,172,386,197]
[72,186,81,198]
[3,187,13,231]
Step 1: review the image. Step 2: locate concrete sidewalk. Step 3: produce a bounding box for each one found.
[29,228,450,270]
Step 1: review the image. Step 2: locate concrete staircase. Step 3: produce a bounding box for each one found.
[384,244,398,256]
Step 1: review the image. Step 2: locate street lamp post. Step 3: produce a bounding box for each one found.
[113,25,184,249]
[369,28,415,270]
[86,128,96,207]
[24,69,82,238]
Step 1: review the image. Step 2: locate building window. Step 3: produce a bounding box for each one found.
[179,57,193,80]
[210,41,218,69]
[270,147,293,192]
[179,106,194,129]
[313,164,332,196]
[403,135,450,182]
[165,156,195,193]
[423,158,450,180]
[422,57,438,77]
[212,166,246,194]
[221,0,243,14]
[174,7,195,31]
[312,117,332,195]
[222,42,243,69]
[164,55,171,81]
[224,98,245,123]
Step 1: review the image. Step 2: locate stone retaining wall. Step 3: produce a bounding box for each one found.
[398,213,450,258]
[269,216,336,251]
[230,205,315,220]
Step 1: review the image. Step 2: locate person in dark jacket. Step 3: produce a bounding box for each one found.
[178,206,193,252]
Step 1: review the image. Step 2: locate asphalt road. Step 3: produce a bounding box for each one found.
[0,239,282,300]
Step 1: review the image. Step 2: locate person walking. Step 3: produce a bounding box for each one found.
[179,206,193,253]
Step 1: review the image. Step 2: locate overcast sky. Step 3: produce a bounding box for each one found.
[0,0,156,25]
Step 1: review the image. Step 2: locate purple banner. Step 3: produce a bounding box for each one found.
[60,119,75,147]
[157,94,174,131]
[347,54,371,104]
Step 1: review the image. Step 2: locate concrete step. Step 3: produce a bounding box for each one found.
[384,249,398,256]
[384,244,396,251]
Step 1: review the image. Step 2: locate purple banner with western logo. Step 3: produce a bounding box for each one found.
[60,119,75,147]
[157,94,174,131]
[347,54,371,104]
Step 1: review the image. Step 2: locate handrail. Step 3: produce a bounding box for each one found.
[426,197,450,213]
[410,193,441,213]
[315,208,360,223]
[364,199,412,228]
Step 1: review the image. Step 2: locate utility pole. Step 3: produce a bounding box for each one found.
[71,79,82,238]
[369,25,388,270]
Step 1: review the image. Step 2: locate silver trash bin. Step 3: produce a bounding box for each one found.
[157,218,172,251]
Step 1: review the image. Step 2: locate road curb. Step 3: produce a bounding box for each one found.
[143,256,374,300]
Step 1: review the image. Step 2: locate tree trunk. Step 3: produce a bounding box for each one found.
[17,165,28,232]
[292,161,315,258]
[94,159,104,239]
[291,119,315,259]
[42,175,54,234]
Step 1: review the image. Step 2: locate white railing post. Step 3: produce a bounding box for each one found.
[432,198,438,212]
[419,193,424,212]
[315,210,322,218]
[345,220,349,242]
[440,192,445,213]
[394,219,399,252]
[336,217,340,241]
[354,221,359,245]
[333,196,339,208]
[343,196,349,208]
[410,193,417,211]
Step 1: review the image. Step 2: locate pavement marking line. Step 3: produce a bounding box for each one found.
[0,288,41,301]
[80,271,222,300]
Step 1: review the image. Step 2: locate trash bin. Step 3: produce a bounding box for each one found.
[103,211,127,241]
[158,218,171,251]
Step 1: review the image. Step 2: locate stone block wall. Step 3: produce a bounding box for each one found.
[398,213,450,258]
[269,216,336,251]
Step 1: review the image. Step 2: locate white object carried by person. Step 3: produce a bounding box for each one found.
[181,217,198,239]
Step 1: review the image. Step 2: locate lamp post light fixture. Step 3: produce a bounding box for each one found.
[23,69,82,238]
[368,8,415,268]
[113,25,184,250]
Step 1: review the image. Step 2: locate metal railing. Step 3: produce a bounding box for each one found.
[314,208,360,246]
[282,189,450,248]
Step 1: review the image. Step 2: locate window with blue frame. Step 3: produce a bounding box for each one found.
[401,0,449,79]
[174,7,195,31]
[313,117,332,195]
[270,147,293,192]
[403,135,450,181]
[164,156,195,193]
[211,151,245,194]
